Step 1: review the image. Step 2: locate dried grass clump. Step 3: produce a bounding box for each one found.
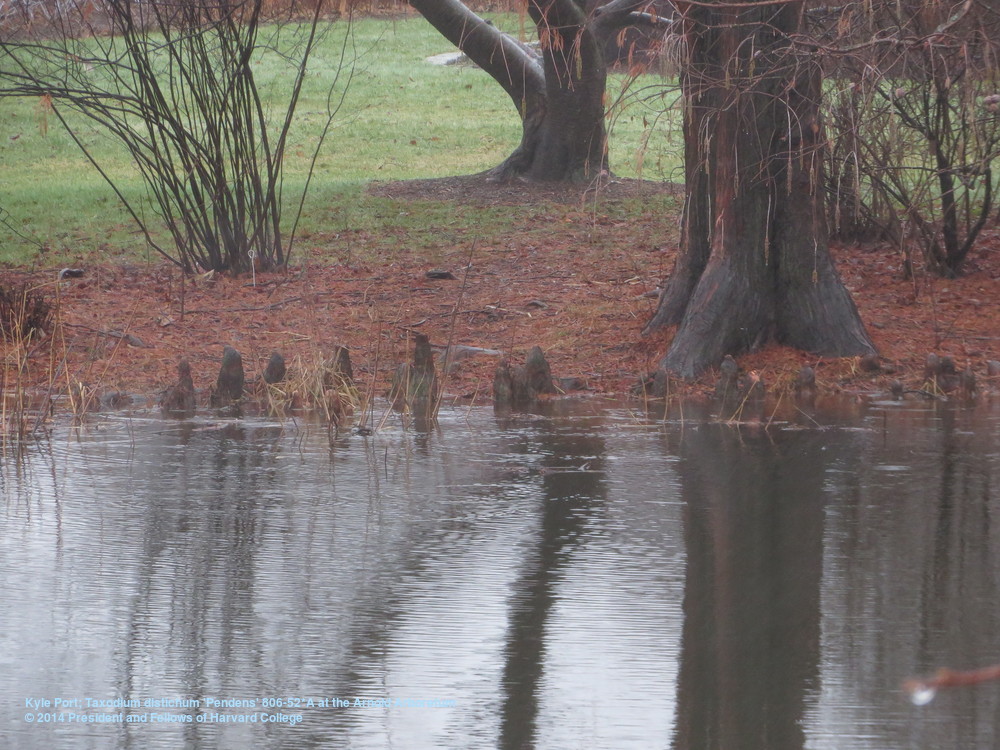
[0,282,53,343]
[0,281,57,451]
[261,347,360,426]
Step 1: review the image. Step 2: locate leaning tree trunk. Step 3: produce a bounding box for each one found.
[508,0,608,181]
[643,0,876,381]
[410,0,611,182]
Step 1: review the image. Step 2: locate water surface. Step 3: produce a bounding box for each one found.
[2,399,999,749]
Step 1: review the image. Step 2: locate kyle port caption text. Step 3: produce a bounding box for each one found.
[23,695,456,727]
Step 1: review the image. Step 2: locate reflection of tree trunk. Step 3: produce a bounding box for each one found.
[498,539,550,750]
[921,415,956,655]
[916,408,997,661]
[498,408,607,749]
[672,426,825,750]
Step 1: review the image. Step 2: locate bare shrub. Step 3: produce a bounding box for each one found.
[814,0,1000,277]
[0,0,348,273]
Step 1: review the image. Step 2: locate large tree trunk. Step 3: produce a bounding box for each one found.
[643,0,876,381]
[410,0,612,182]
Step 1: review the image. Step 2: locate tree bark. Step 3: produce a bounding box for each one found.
[410,0,610,182]
[644,0,876,381]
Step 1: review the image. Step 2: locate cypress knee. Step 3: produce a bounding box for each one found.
[263,352,286,385]
[161,359,196,415]
[212,346,244,406]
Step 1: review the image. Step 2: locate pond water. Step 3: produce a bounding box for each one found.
[2,398,999,749]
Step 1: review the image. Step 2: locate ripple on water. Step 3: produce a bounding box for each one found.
[3,402,1000,750]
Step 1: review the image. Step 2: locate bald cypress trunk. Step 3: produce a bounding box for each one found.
[644,0,875,381]
[410,0,615,182]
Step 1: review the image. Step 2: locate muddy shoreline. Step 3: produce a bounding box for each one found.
[3,177,999,415]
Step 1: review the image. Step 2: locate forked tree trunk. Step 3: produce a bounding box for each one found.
[495,0,608,181]
[643,0,876,381]
[410,0,610,182]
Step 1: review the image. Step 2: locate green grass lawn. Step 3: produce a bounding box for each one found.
[0,14,682,267]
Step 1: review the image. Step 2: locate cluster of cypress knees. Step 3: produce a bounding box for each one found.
[159,335,578,418]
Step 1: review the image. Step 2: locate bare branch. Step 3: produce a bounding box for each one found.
[408,0,545,110]
[591,0,674,39]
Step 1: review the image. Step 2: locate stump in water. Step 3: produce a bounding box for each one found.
[525,346,558,396]
[211,346,244,406]
[324,345,355,390]
[714,355,739,402]
[794,365,816,403]
[710,355,766,408]
[739,370,766,402]
[322,345,357,423]
[493,361,515,405]
[263,352,286,385]
[890,379,905,401]
[960,368,977,399]
[493,346,558,407]
[389,334,439,419]
[924,352,961,393]
[161,359,196,416]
